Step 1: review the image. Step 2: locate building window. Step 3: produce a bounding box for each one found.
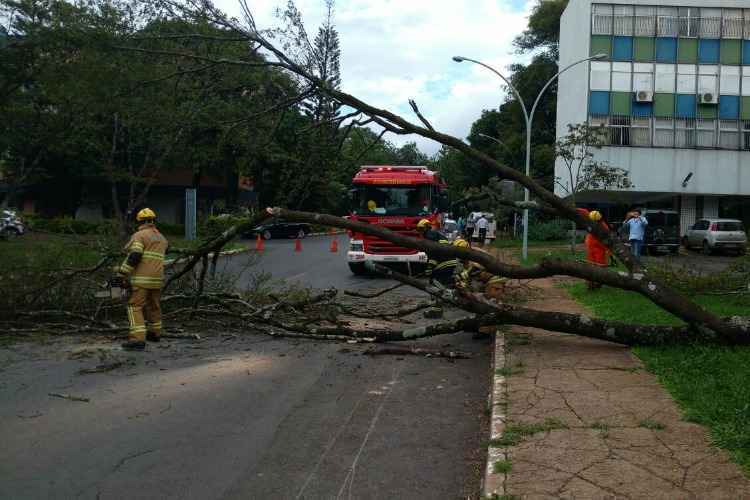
[722,9,743,39]
[696,118,717,148]
[655,64,676,93]
[700,8,722,39]
[609,115,631,145]
[678,7,700,38]
[657,7,678,37]
[592,4,613,35]
[611,62,632,92]
[635,6,656,37]
[721,66,741,95]
[632,63,654,93]
[676,118,696,147]
[613,5,634,36]
[631,117,651,146]
[677,64,697,94]
[742,120,750,150]
[590,61,611,91]
[744,9,750,40]
[719,120,740,149]
[654,118,675,147]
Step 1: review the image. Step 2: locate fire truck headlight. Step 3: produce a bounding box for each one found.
[349,241,364,252]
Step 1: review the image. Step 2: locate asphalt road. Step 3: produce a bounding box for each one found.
[0,234,491,500]
[221,234,421,292]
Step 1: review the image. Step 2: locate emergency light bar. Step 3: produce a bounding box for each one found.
[359,165,433,173]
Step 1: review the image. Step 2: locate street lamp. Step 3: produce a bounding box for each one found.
[453,53,607,260]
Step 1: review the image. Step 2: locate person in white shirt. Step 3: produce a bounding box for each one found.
[476,214,488,244]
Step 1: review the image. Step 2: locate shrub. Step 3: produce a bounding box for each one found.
[201,214,250,239]
[528,219,569,241]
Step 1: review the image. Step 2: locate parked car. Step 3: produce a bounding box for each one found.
[0,210,25,239]
[244,219,311,240]
[442,218,459,241]
[683,218,747,255]
[641,209,680,255]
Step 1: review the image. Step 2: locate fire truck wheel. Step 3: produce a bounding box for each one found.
[348,262,367,275]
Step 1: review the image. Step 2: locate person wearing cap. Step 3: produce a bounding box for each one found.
[115,208,169,351]
[416,218,447,242]
[581,209,609,289]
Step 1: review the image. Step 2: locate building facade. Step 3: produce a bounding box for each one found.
[556,0,750,230]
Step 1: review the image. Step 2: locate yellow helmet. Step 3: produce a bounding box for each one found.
[589,210,602,222]
[416,219,432,230]
[453,238,469,248]
[136,208,157,222]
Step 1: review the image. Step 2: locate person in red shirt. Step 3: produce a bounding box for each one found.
[576,208,610,289]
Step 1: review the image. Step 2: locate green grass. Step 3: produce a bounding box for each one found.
[567,283,750,475]
[492,460,513,474]
[638,419,666,431]
[490,418,569,447]
[493,238,578,249]
[566,282,750,325]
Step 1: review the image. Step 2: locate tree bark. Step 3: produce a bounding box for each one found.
[366,262,750,346]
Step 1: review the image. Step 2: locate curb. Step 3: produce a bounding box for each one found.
[482,329,508,499]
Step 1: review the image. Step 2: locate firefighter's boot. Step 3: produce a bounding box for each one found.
[146,332,160,343]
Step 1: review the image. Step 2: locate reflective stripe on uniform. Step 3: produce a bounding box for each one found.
[131,277,163,287]
[141,251,165,260]
[433,259,458,271]
[119,263,134,274]
[129,241,145,252]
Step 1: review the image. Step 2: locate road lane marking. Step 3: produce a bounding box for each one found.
[294,387,370,500]
[336,365,403,500]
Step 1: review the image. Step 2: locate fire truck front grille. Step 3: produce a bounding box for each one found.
[365,231,419,255]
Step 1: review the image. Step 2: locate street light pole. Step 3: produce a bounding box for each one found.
[453,54,606,261]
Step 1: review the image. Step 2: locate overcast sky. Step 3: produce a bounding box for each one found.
[213,0,535,155]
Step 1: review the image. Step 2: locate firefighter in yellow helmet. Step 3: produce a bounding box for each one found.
[415,218,447,243]
[116,208,169,351]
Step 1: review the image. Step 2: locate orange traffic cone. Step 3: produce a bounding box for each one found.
[295,238,302,252]
[330,237,338,253]
[256,234,265,252]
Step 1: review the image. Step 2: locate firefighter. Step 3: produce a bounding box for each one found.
[416,218,447,242]
[116,208,169,351]
[455,238,507,299]
[583,209,609,290]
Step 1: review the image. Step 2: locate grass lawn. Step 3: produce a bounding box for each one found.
[493,238,582,249]
[567,281,750,474]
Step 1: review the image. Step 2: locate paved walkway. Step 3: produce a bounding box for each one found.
[486,275,750,499]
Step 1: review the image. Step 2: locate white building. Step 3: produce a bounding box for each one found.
[556,0,750,231]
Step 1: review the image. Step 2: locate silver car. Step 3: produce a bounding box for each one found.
[683,218,747,255]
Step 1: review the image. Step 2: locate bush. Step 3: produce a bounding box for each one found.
[528,219,570,241]
[26,216,105,235]
[201,214,250,239]
[157,222,185,236]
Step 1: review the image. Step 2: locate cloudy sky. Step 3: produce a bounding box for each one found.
[214,0,535,155]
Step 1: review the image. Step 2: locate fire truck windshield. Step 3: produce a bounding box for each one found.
[351,184,432,216]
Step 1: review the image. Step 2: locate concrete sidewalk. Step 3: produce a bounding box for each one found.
[484,276,750,499]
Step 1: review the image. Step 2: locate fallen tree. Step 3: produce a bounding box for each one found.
[5,0,747,349]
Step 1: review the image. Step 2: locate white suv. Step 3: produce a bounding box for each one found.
[683,218,747,255]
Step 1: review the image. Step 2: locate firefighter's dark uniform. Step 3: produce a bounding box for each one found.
[118,223,169,342]
[457,261,507,299]
[422,230,459,288]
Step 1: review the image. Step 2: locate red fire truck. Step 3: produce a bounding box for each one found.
[346,165,449,275]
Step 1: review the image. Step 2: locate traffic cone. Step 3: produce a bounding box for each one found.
[330,237,338,253]
[295,238,302,252]
[256,234,265,252]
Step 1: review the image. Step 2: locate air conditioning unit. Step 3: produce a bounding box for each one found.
[634,91,653,103]
[700,92,717,104]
